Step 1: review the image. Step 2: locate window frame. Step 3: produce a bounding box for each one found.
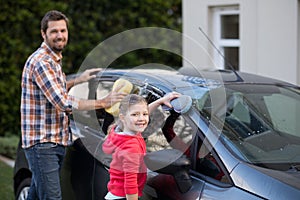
[211,6,240,70]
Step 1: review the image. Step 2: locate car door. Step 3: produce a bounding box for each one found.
[62,78,116,200]
[143,101,264,200]
[186,94,265,200]
[189,132,264,200]
[142,108,207,200]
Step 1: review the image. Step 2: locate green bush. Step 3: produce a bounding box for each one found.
[0,136,19,159]
[0,0,182,137]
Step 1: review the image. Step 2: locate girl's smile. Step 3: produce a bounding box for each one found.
[120,102,149,134]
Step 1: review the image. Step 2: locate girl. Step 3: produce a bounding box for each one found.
[102,93,179,200]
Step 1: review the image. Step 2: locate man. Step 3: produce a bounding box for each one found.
[20,10,126,200]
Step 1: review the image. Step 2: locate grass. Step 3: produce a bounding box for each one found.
[0,161,14,200]
[0,135,19,159]
[0,135,18,199]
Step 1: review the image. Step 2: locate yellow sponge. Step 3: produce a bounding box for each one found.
[105,78,133,116]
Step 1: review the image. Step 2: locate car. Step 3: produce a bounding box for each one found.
[14,67,300,200]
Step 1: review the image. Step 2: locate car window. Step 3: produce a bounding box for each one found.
[197,84,300,170]
[264,89,300,136]
[224,92,270,138]
[69,82,89,99]
[69,82,101,130]
[144,107,170,151]
[94,81,115,134]
[88,78,195,153]
[95,80,162,134]
[194,138,230,184]
[146,110,194,153]
[96,81,113,100]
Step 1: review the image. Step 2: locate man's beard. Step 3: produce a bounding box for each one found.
[46,36,67,53]
[52,45,65,53]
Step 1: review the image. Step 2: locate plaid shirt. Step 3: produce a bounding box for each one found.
[21,42,79,148]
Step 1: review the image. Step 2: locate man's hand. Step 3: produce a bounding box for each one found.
[67,68,102,91]
[77,90,127,111]
[76,68,102,84]
[98,89,127,109]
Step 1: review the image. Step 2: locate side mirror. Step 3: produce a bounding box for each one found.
[144,149,192,193]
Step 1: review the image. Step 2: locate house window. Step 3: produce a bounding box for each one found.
[211,6,240,70]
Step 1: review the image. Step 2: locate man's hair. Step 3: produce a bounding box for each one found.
[41,10,69,33]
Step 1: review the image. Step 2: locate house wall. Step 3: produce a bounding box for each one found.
[255,0,298,84]
[298,0,300,85]
[183,0,299,85]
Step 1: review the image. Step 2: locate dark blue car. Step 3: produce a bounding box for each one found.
[14,68,300,200]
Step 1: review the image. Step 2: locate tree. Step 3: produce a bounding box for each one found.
[0,0,182,136]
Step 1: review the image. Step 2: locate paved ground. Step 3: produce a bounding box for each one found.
[0,154,15,167]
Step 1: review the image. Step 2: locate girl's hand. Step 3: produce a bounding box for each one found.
[148,92,181,113]
[159,92,181,108]
[126,193,139,200]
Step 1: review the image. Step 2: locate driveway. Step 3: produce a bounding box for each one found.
[0,154,14,167]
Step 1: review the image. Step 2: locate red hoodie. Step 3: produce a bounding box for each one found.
[102,126,147,197]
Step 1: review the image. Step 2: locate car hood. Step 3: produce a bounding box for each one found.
[231,162,300,199]
[251,164,300,190]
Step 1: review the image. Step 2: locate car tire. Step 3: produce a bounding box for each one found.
[16,177,31,200]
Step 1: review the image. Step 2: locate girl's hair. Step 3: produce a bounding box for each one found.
[119,94,148,116]
[108,94,148,134]
[41,10,69,33]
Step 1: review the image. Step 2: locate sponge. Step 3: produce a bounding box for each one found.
[105,78,133,116]
[162,95,192,114]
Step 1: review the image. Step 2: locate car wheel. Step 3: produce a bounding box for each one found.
[16,177,31,200]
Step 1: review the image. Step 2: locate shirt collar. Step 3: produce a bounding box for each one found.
[41,42,63,63]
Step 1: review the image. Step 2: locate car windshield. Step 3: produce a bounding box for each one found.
[196,84,300,170]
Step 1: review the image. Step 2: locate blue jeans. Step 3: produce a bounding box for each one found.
[24,142,66,200]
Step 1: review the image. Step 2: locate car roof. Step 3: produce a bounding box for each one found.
[99,68,296,88]
[95,68,298,100]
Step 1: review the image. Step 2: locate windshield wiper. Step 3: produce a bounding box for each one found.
[289,164,300,172]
